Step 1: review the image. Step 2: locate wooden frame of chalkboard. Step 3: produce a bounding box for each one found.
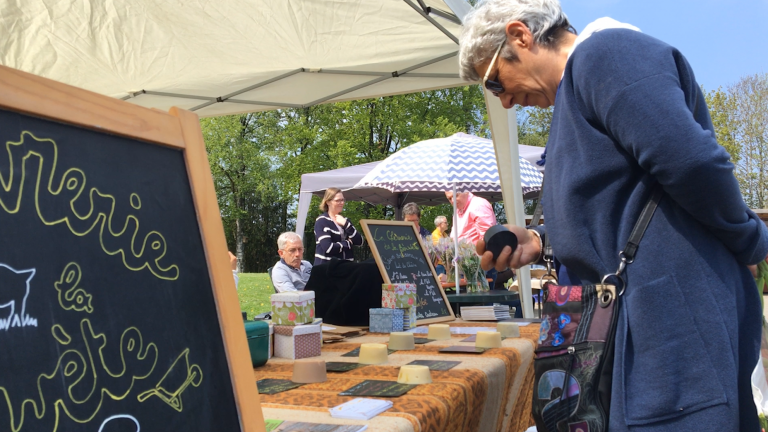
[360,220,455,325]
[0,65,265,431]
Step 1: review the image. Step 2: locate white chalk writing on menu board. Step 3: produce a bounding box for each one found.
[361,221,454,324]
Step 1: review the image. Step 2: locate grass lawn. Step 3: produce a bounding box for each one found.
[237,273,275,319]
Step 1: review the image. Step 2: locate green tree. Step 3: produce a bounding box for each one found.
[729,73,768,208]
[517,106,553,147]
[201,86,490,270]
[704,86,739,163]
[201,114,290,272]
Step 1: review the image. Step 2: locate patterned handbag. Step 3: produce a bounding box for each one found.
[531,186,663,432]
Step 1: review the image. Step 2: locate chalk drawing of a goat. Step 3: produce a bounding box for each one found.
[0,263,38,330]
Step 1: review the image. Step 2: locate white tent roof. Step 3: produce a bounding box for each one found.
[2,0,469,117]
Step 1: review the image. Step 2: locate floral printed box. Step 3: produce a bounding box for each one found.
[381,283,418,309]
[274,322,322,359]
[270,291,315,325]
[369,308,404,333]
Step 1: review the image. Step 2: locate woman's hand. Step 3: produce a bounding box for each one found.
[748,254,768,278]
[334,214,348,226]
[476,225,541,271]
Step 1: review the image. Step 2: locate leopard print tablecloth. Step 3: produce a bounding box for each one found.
[255,321,539,432]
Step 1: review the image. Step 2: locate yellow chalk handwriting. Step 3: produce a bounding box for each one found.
[136,348,203,412]
[0,131,179,280]
[54,263,93,313]
[0,318,159,432]
[51,325,71,345]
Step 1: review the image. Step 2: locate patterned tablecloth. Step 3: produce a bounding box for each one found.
[254,321,540,432]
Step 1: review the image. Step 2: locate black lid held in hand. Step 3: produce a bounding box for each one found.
[483,225,518,260]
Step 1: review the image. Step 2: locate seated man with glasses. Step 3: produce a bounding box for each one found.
[272,232,313,293]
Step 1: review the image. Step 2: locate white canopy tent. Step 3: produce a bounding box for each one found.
[1,0,537,316]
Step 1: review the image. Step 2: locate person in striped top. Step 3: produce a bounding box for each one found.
[313,187,364,265]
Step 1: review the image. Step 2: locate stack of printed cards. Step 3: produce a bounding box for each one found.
[460,305,512,321]
[329,398,394,420]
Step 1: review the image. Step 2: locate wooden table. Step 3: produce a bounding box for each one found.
[254,320,540,432]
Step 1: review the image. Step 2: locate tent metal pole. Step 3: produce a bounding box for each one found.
[319,70,460,79]
[452,182,460,289]
[225,99,303,108]
[402,0,459,44]
[442,0,471,22]
[189,69,305,111]
[305,76,390,107]
[143,90,209,100]
[484,91,534,317]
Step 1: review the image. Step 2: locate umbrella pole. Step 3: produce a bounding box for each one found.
[453,182,460,290]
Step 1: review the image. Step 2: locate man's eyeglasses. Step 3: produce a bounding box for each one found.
[483,42,505,97]
[283,247,304,254]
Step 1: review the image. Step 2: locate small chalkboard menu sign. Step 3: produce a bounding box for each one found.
[361,220,454,324]
[0,66,263,431]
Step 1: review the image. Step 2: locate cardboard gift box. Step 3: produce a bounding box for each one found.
[274,321,322,359]
[402,307,417,329]
[271,291,315,325]
[369,308,404,333]
[381,283,418,309]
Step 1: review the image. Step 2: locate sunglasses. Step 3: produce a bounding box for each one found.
[483,42,505,97]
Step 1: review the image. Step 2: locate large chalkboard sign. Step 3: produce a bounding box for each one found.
[0,66,264,431]
[360,220,454,325]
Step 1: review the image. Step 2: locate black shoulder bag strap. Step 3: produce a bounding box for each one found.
[542,184,664,294]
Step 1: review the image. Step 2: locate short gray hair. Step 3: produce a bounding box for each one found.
[402,202,421,218]
[458,0,575,81]
[434,215,447,226]
[277,232,302,250]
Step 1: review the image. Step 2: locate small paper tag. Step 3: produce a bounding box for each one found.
[326,362,365,372]
[406,360,461,371]
[438,346,486,354]
[341,347,397,357]
[460,335,506,343]
[257,379,304,395]
[339,380,417,397]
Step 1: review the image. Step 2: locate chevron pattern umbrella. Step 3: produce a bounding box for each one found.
[354,132,542,195]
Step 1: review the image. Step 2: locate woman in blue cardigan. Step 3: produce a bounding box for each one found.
[460,1,768,431]
[313,187,364,266]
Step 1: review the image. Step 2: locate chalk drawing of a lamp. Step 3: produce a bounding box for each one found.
[137,348,203,412]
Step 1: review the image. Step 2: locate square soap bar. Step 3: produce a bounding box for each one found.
[271,291,315,325]
[273,322,322,359]
[369,308,404,333]
[382,283,418,309]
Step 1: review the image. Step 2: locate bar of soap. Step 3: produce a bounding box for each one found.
[388,332,415,350]
[475,331,502,348]
[292,359,327,383]
[427,324,451,340]
[497,322,520,338]
[397,365,432,384]
[359,343,388,364]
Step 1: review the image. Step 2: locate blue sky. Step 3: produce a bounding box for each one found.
[560,0,768,91]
